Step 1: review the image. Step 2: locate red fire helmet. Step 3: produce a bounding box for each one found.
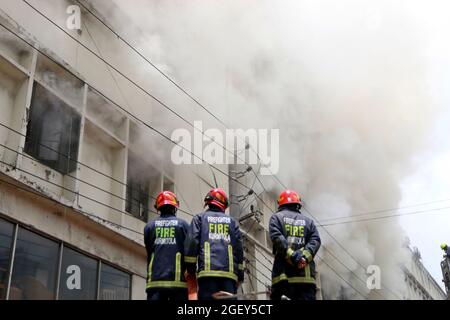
[154,191,180,210]
[204,188,229,211]
[277,190,302,208]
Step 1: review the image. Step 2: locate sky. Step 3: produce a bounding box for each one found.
[399,109,450,290]
[399,9,450,289]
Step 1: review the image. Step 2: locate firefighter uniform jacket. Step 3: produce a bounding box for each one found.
[144,214,189,290]
[184,209,245,283]
[269,208,321,286]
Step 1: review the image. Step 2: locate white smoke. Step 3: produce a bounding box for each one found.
[86,0,449,299]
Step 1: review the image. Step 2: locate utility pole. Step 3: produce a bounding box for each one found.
[228,150,240,219]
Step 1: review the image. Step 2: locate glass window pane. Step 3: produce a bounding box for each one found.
[0,218,14,300]
[59,247,98,300]
[24,82,81,175]
[99,264,130,300]
[10,228,59,300]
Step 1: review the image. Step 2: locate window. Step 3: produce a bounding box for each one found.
[58,247,98,300]
[2,221,132,300]
[24,82,81,175]
[126,178,149,221]
[163,176,174,192]
[10,227,59,300]
[99,263,131,300]
[126,153,150,222]
[0,218,14,300]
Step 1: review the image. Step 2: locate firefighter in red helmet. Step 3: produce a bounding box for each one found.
[144,191,189,300]
[184,188,245,300]
[269,190,321,300]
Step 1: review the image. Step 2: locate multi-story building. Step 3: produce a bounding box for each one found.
[401,246,446,300]
[0,0,280,300]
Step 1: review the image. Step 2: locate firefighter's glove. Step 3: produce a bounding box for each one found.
[289,250,303,266]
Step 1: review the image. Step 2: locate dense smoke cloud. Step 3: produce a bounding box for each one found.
[87,0,446,298]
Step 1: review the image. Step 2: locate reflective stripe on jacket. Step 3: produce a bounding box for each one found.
[184,209,245,282]
[269,208,321,286]
[144,215,189,289]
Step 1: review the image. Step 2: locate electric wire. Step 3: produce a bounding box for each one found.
[77,0,292,207]
[315,255,366,299]
[73,0,287,221]
[74,0,229,130]
[0,122,196,218]
[318,206,450,227]
[0,176,144,237]
[0,22,271,208]
[0,10,412,299]
[318,198,450,224]
[302,204,401,299]
[0,141,193,220]
[21,0,263,178]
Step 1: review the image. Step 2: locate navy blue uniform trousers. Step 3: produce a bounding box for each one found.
[198,277,237,300]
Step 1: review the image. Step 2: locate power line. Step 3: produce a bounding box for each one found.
[73,0,292,205]
[8,2,280,223]
[318,198,450,224]
[240,193,394,299]
[77,0,287,192]
[239,183,386,298]
[78,0,284,221]
[0,141,193,220]
[0,176,144,237]
[248,238,377,300]
[75,0,229,130]
[302,204,401,300]
[252,245,274,267]
[243,245,273,276]
[56,7,437,299]
[0,123,196,218]
[242,170,389,298]
[0,155,159,234]
[315,255,366,299]
[0,137,385,300]
[0,122,128,194]
[0,21,260,201]
[81,17,134,115]
[21,0,258,176]
[0,25,275,298]
[248,226,385,299]
[319,205,450,227]
[2,6,401,298]
[0,22,280,291]
[245,157,400,299]
[243,227,378,300]
[247,174,394,299]
[0,141,274,290]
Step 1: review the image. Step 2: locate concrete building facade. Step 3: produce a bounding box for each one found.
[0,0,274,300]
[402,246,446,300]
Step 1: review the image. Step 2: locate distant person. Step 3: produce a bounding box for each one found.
[144,191,189,300]
[441,243,450,258]
[269,190,321,300]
